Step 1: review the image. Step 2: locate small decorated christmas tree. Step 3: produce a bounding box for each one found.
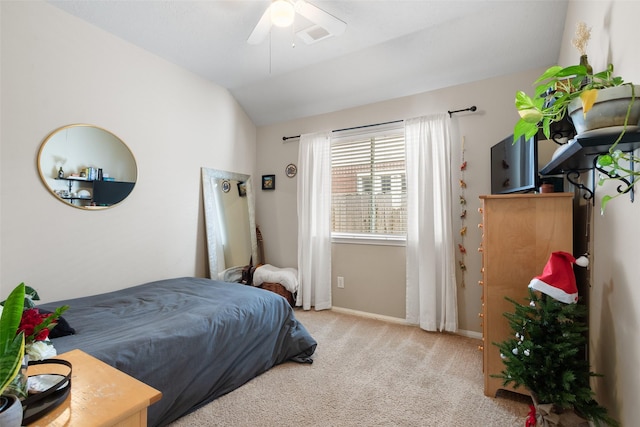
[493,252,618,427]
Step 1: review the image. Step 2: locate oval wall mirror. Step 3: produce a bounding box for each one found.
[37,124,137,210]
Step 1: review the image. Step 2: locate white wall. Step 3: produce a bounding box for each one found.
[559,2,640,425]
[0,1,256,300]
[255,67,547,327]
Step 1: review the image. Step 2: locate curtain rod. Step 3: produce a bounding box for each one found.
[282,119,402,142]
[448,105,477,117]
[282,106,477,141]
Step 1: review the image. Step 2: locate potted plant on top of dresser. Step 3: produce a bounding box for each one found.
[513,21,640,212]
[0,283,26,427]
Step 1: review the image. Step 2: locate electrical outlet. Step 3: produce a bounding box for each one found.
[337,276,344,288]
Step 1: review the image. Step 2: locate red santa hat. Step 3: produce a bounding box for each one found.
[528,251,589,304]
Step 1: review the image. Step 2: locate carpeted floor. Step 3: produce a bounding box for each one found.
[169,309,531,426]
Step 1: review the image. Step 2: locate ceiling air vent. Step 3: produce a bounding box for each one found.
[296,24,332,44]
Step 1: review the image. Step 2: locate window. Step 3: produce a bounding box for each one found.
[331,125,406,243]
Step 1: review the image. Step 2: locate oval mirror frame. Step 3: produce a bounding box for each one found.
[37,124,137,210]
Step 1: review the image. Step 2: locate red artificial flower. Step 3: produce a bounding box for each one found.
[17,308,56,343]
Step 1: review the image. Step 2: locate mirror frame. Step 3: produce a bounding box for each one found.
[202,167,258,279]
[37,124,137,210]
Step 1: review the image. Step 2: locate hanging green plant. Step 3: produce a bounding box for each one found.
[513,22,640,213]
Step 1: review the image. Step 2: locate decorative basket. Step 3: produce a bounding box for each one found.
[22,359,72,425]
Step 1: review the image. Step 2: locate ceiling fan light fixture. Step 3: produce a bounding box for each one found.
[271,0,295,28]
[248,0,345,45]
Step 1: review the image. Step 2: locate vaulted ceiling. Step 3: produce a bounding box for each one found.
[48,1,569,126]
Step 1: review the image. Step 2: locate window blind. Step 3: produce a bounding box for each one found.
[331,130,406,236]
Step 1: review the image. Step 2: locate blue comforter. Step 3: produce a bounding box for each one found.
[40,277,317,426]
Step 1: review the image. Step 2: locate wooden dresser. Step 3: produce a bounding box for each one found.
[27,349,162,427]
[478,193,573,397]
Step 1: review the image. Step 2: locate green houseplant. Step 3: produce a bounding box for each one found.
[0,283,26,424]
[0,284,25,396]
[0,283,69,425]
[513,22,640,212]
[513,62,631,141]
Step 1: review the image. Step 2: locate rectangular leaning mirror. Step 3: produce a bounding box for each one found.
[201,167,258,280]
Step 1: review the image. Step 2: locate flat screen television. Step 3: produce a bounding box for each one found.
[490,134,538,194]
[92,180,135,206]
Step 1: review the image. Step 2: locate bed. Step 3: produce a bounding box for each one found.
[38,276,317,427]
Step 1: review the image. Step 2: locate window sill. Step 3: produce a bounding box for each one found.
[331,233,406,246]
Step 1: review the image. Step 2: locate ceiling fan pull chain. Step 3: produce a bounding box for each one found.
[291,19,296,48]
[269,30,272,74]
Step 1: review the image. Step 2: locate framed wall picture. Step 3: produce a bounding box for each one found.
[262,174,275,190]
[237,181,247,197]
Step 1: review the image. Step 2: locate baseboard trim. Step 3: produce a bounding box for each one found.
[330,306,482,339]
[331,306,408,325]
[456,329,483,340]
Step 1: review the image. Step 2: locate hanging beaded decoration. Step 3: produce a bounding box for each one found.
[458,136,468,287]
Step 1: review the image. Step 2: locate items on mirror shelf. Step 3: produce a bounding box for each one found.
[54,189,70,198]
[54,189,92,200]
[83,167,101,181]
[60,168,112,182]
[62,167,105,181]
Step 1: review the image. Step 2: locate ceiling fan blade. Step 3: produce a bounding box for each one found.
[247,5,273,45]
[294,0,346,36]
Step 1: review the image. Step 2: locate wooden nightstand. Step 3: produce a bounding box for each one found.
[26,349,162,427]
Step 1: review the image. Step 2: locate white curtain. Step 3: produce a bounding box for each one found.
[297,131,332,310]
[405,114,458,332]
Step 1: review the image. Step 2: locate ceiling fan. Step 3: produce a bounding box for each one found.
[247,0,347,45]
